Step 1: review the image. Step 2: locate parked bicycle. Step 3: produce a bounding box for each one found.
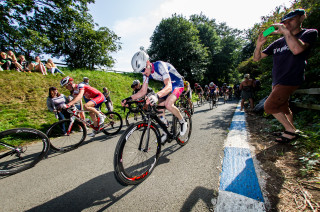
[114,100,192,185]
[46,106,122,152]
[0,128,50,176]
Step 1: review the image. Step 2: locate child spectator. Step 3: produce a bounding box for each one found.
[17,55,31,73]
[0,52,11,70]
[46,59,65,75]
[7,50,23,72]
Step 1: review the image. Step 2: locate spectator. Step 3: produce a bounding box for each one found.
[0,52,11,70]
[253,9,318,143]
[46,59,65,75]
[82,77,89,85]
[102,87,113,112]
[17,55,31,73]
[28,56,47,75]
[7,50,23,72]
[239,74,255,111]
[46,87,70,134]
[131,79,154,96]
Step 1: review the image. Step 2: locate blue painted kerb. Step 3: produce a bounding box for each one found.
[219,111,264,202]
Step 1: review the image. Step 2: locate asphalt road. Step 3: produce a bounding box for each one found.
[0,99,238,212]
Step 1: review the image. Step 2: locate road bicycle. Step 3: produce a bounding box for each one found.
[114,100,192,185]
[46,107,122,152]
[0,128,50,176]
[223,91,229,104]
[208,93,218,110]
[124,100,146,126]
[175,94,194,115]
[196,93,203,106]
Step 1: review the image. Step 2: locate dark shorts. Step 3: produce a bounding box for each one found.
[264,84,299,115]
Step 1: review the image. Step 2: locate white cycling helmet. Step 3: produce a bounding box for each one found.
[209,82,214,87]
[60,76,73,87]
[131,50,149,73]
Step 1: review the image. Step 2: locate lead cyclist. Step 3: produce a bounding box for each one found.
[121,48,188,141]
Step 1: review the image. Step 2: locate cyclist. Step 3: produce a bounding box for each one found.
[208,82,217,100]
[204,85,210,100]
[182,78,193,111]
[60,76,106,137]
[121,49,188,141]
[221,83,228,96]
[194,83,204,100]
[131,79,154,97]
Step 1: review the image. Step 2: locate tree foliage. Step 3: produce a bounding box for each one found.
[0,0,121,69]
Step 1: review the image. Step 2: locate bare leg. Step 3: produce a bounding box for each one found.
[240,99,245,111]
[272,112,296,139]
[165,95,183,120]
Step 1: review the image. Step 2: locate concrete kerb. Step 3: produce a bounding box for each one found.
[214,103,268,212]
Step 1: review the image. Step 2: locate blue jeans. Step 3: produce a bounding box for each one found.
[49,67,64,75]
[57,110,70,133]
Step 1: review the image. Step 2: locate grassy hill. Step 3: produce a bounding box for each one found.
[0,69,163,132]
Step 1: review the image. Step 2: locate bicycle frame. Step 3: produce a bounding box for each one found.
[66,107,113,134]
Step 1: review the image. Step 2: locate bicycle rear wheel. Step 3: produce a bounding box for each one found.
[102,111,123,135]
[175,108,192,146]
[114,121,161,185]
[0,128,49,176]
[46,119,86,152]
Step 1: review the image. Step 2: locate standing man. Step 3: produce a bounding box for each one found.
[253,9,318,142]
[82,77,90,85]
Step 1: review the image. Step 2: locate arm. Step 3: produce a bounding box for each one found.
[68,89,84,106]
[273,23,310,55]
[253,33,269,61]
[157,78,172,98]
[131,83,148,100]
[46,98,56,112]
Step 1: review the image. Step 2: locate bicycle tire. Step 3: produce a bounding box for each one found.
[46,119,86,152]
[209,96,213,110]
[0,128,49,176]
[175,108,192,146]
[125,111,131,126]
[114,121,161,185]
[102,111,123,135]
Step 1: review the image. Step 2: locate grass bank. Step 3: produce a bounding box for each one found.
[0,69,163,132]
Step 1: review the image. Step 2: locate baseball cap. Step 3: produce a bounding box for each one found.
[281,9,305,23]
[131,79,140,88]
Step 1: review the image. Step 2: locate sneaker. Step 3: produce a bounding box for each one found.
[98,114,106,126]
[161,133,167,144]
[88,130,98,137]
[179,121,188,136]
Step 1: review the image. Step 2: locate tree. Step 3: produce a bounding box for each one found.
[0,0,120,69]
[148,14,209,82]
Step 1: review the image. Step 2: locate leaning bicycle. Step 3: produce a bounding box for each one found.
[46,106,122,152]
[114,100,192,185]
[0,128,50,176]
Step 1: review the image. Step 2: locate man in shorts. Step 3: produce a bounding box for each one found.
[253,9,318,142]
[61,76,106,137]
[121,49,188,141]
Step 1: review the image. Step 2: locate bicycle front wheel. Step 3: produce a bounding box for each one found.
[0,128,49,176]
[102,111,123,135]
[46,119,86,152]
[114,121,161,185]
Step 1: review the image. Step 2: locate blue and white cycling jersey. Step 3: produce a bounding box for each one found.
[143,61,184,89]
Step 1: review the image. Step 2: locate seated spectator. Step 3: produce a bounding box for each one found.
[17,55,31,73]
[46,87,70,134]
[7,50,23,72]
[0,52,11,71]
[46,59,65,75]
[102,87,113,112]
[28,56,47,75]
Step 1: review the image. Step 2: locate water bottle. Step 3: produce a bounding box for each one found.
[159,116,169,128]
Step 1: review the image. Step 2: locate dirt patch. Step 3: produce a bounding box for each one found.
[246,112,320,212]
